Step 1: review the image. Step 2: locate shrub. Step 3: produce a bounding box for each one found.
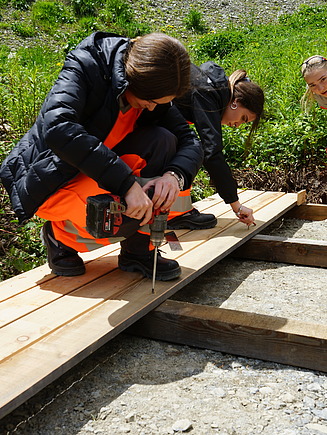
[11,0,34,10]
[184,9,207,33]
[32,1,74,32]
[11,21,37,37]
[70,0,104,18]
[193,30,245,61]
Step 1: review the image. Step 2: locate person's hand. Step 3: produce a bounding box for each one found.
[124,181,153,226]
[142,173,180,213]
[231,202,256,227]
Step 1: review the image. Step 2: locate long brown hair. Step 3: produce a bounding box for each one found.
[229,69,264,133]
[125,33,190,100]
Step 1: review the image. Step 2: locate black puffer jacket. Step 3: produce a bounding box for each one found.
[0,32,203,224]
[175,61,238,204]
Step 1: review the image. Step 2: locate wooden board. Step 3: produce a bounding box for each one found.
[128,300,327,372]
[232,234,327,268]
[285,203,327,221]
[0,190,303,419]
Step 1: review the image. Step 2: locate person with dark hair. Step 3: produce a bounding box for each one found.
[168,62,264,229]
[0,32,203,279]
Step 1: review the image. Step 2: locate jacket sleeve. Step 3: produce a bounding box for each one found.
[42,50,135,196]
[155,104,204,189]
[191,89,239,204]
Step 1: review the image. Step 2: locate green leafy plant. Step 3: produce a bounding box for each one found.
[31,1,74,33]
[11,0,34,10]
[0,45,62,136]
[184,9,207,33]
[192,29,245,62]
[70,0,104,17]
[11,21,37,37]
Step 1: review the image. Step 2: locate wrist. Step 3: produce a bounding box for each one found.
[233,204,243,217]
[231,201,241,213]
[164,171,184,190]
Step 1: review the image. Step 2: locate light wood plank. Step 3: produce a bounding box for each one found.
[0,244,121,301]
[0,191,299,365]
[0,189,250,301]
[232,234,327,268]
[0,190,302,418]
[128,300,327,372]
[0,190,265,323]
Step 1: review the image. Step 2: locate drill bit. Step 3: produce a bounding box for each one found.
[151,246,158,294]
[149,211,168,294]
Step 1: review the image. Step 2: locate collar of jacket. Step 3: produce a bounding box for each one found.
[78,31,131,101]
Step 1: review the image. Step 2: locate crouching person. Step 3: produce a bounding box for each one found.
[0,32,203,280]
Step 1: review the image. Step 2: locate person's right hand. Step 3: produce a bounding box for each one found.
[124,181,153,226]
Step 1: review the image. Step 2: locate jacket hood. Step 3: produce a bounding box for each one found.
[199,61,229,88]
[76,32,130,99]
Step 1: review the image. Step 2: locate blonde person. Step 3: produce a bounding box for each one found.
[301,55,327,111]
[170,62,264,230]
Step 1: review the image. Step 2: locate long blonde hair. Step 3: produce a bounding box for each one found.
[300,55,327,112]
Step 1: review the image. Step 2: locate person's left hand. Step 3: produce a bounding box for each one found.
[142,173,180,212]
[235,204,256,227]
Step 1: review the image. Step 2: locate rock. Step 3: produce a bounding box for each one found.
[306,423,327,434]
[125,412,136,423]
[172,419,193,432]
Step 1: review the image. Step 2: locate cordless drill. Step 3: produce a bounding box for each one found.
[86,189,168,293]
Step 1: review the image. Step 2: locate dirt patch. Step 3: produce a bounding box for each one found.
[233,166,327,205]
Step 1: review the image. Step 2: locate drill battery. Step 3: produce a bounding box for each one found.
[86,194,126,239]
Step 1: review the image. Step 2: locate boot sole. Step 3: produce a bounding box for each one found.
[49,264,86,276]
[118,258,181,281]
[167,217,217,230]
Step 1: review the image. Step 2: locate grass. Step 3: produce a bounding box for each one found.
[0,0,326,279]
[190,5,327,170]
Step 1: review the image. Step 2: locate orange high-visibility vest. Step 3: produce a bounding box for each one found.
[37,107,192,252]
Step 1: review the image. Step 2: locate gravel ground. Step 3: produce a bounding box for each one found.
[130,0,326,36]
[2,1,327,434]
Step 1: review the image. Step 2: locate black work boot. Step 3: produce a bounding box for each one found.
[118,232,181,281]
[167,208,217,230]
[41,221,85,276]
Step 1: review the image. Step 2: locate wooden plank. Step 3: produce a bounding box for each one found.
[232,234,327,268]
[0,190,302,418]
[0,190,264,324]
[0,189,247,302]
[128,300,327,373]
[285,203,327,221]
[0,244,121,302]
[296,189,306,205]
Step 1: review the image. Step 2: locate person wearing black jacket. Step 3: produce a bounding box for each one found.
[0,32,203,279]
[169,61,264,229]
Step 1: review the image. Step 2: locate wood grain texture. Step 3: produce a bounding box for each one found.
[129,300,327,372]
[285,203,327,221]
[232,234,327,267]
[0,190,302,418]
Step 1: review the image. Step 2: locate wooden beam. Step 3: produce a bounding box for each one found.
[231,234,327,268]
[128,300,327,372]
[296,189,306,205]
[285,204,327,221]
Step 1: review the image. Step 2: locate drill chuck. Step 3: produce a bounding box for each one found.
[149,213,168,247]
